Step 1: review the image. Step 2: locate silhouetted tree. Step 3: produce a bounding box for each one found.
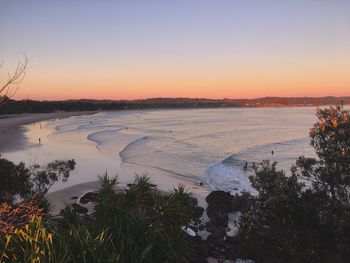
[0,158,75,205]
[235,106,350,263]
[293,105,350,203]
[0,55,28,104]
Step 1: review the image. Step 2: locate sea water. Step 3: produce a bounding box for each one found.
[4,107,318,193]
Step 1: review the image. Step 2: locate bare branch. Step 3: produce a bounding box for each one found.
[0,55,29,105]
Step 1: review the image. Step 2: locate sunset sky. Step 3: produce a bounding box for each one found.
[1,0,350,100]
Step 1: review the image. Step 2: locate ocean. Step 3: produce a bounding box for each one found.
[4,107,318,193]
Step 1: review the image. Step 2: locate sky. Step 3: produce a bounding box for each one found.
[1,0,350,100]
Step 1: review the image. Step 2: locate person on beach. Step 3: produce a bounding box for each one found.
[271,150,274,155]
[39,138,41,145]
[243,161,248,171]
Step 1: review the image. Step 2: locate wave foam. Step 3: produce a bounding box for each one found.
[119,136,149,161]
[205,160,256,194]
[87,129,123,146]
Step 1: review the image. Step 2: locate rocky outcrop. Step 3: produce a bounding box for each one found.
[194,206,204,218]
[79,192,98,204]
[196,191,245,262]
[188,236,209,263]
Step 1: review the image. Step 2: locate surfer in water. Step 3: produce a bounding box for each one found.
[243,161,248,171]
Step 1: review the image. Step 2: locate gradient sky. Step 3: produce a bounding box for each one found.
[1,0,350,100]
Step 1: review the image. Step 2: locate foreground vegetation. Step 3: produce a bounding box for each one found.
[234,105,350,262]
[0,171,200,262]
[1,105,350,262]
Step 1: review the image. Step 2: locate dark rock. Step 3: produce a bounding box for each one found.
[206,223,228,260]
[225,236,239,260]
[206,191,232,210]
[225,242,235,251]
[212,227,226,239]
[207,209,228,227]
[72,203,88,214]
[80,192,98,204]
[225,235,237,245]
[71,196,78,200]
[206,191,233,228]
[205,221,217,233]
[208,244,225,259]
[187,236,209,262]
[194,206,204,218]
[207,234,226,248]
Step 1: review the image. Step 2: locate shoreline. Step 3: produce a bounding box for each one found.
[46,180,100,214]
[0,111,96,153]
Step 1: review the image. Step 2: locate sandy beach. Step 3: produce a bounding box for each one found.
[0,112,95,152]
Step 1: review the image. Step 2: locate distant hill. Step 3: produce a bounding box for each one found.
[0,96,349,114]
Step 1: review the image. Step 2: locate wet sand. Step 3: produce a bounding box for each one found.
[0,112,95,152]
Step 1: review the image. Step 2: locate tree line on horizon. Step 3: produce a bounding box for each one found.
[0,96,350,114]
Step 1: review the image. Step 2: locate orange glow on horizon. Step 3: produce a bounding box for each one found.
[12,58,350,100]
